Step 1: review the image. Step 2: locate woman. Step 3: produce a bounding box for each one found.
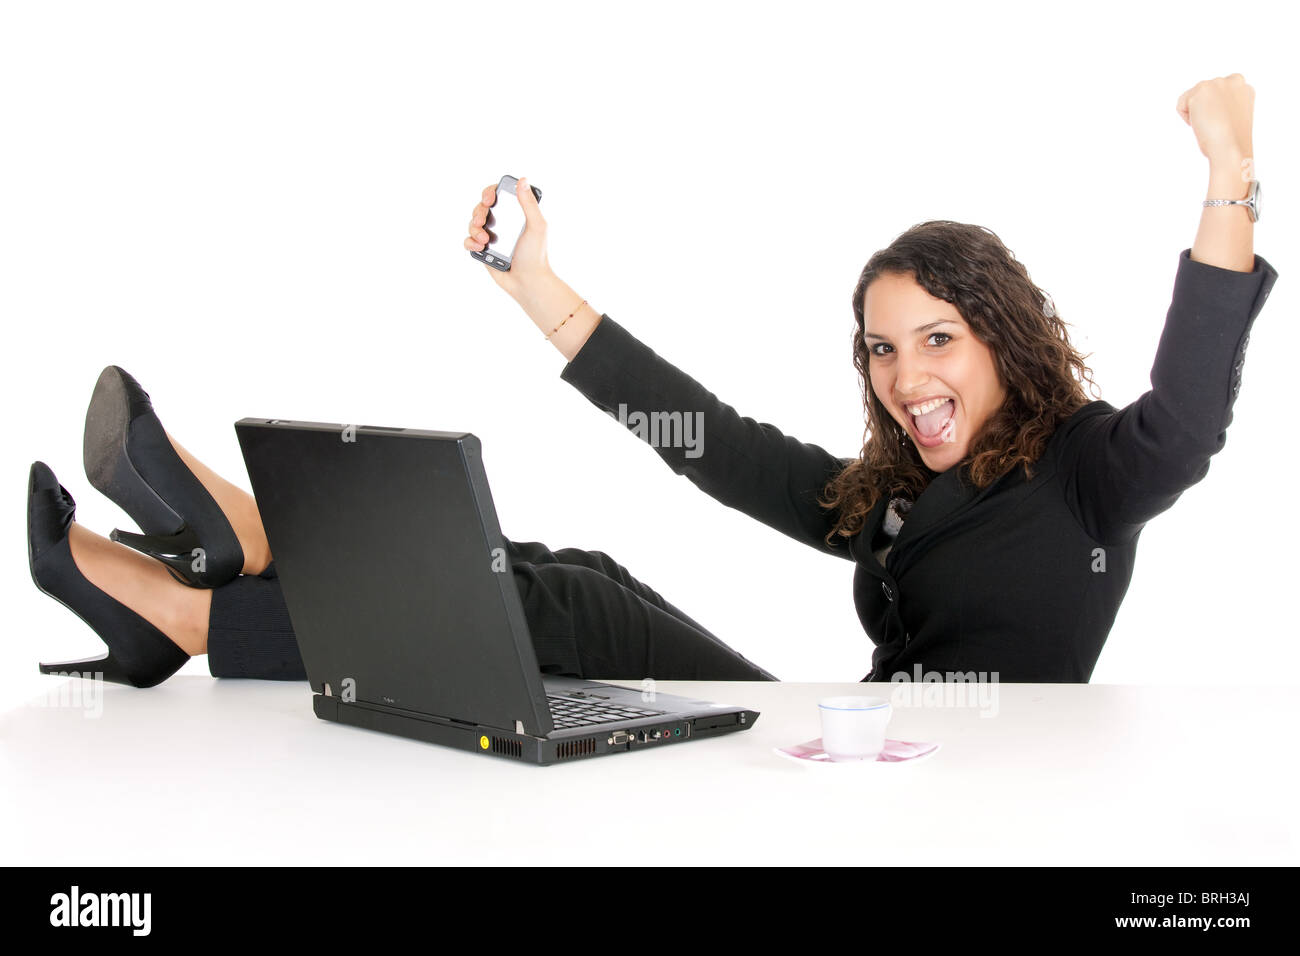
[28,75,1276,687]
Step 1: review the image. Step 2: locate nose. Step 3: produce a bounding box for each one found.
[893,350,933,399]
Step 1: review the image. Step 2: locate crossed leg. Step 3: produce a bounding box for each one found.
[65,432,272,656]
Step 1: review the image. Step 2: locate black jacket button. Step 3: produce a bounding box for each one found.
[881,581,894,601]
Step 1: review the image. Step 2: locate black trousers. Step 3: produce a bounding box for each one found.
[206,537,778,682]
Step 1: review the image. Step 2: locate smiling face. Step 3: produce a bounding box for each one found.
[862,271,1007,473]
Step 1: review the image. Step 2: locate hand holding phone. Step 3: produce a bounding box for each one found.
[465,175,596,354]
[466,174,548,288]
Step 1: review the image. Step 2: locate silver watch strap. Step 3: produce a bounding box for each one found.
[1202,179,1259,221]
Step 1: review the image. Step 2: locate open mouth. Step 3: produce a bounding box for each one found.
[905,397,956,447]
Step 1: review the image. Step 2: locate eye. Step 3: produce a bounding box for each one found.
[928,332,952,347]
[868,342,893,357]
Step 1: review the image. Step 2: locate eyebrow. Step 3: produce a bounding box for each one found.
[864,319,956,342]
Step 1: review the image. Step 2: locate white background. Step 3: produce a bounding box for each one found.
[2,0,1295,710]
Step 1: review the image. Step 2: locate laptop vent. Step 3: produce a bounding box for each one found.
[491,737,523,758]
[555,738,598,760]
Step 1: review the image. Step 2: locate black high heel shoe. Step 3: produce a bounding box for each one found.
[28,461,191,688]
[83,365,243,588]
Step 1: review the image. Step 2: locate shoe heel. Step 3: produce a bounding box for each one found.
[110,525,210,588]
[38,651,133,687]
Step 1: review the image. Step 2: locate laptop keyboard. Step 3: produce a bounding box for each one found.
[546,693,665,729]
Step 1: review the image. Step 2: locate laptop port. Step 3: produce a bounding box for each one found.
[609,731,631,745]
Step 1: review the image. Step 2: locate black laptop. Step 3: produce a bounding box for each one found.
[234,418,759,765]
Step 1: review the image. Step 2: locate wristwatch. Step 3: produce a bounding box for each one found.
[1204,178,1261,222]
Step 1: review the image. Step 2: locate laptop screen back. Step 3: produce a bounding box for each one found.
[234,419,554,735]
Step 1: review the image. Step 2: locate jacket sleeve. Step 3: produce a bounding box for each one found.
[559,314,852,560]
[1059,247,1279,545]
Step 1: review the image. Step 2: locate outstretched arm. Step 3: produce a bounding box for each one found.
[559,313,852,561]
[1059,75,1279,544]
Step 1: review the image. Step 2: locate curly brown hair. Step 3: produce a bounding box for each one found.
[819,220,1101,546]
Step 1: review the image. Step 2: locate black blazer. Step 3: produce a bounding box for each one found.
[559,249,1279,682]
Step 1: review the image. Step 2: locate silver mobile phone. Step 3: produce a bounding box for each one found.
[470,174,542,272]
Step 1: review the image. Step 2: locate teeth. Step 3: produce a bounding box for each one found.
[907,397,951,416]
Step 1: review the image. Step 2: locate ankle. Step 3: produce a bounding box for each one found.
[241,547,272,577]
[68,524,206,657]
[162,589,211,657]
[165,431,271,572]
[235,506,272,574]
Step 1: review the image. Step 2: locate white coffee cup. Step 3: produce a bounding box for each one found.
[818,696,892,761]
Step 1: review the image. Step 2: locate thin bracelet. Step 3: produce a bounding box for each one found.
[545,299,587,340]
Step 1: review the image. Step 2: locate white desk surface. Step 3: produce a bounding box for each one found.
[1,677,1294,866]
